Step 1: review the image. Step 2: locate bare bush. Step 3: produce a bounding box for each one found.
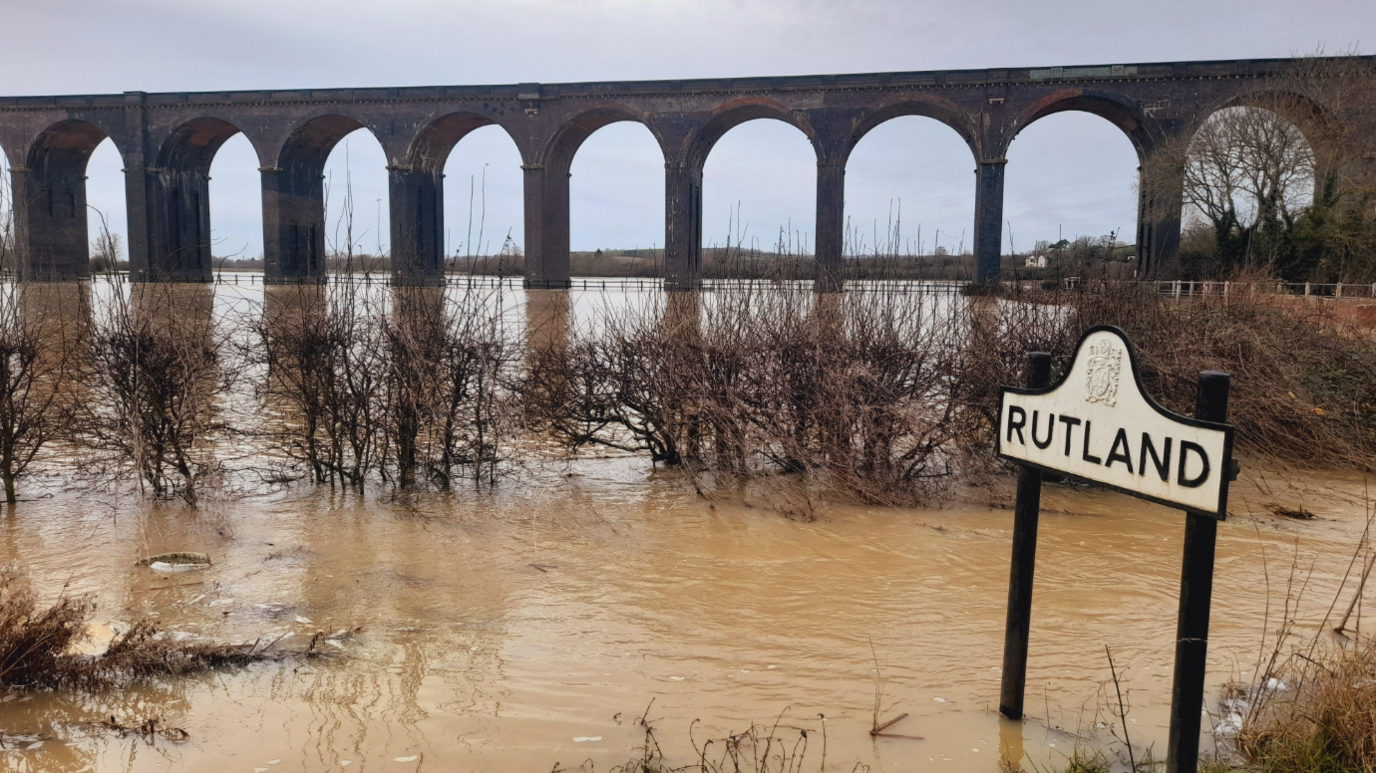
[251,281,381,487]
[381,286,513,488]
[526,285,963,505]
[76,280,229,502]
[251,280,515,490]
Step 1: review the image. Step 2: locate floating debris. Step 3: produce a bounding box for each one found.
[0,733,45,751]
[86,716,189,742]
[65,621,127,657]
[1268,503,1316,519]
[137,552,211,569]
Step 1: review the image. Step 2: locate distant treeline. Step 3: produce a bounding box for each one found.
[7,247,1136,283]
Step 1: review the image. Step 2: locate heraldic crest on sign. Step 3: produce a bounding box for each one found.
[1083,338,1123,407]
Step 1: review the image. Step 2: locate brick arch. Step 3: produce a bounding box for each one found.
[141,117,260,280]
[1192,89,1326,171]
[683,98,820,170]
[156,117,251,176]
[263,114,386,280]
[1181,93,1323,235]
[20,119,124,278]
[1209,88,1327,128]
[407,111,517,172]
[1009,90,1156,160]
[275,114,381,179]
[839,96,981,166]
[26,118,114,174]
[541,104,667,173]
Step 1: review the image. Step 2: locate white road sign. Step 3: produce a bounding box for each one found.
[997,326,1234,518]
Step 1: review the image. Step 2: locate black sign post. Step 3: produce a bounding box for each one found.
[999,352,1051,720]
[1166,371,1230,773]
[994,328,1234,773]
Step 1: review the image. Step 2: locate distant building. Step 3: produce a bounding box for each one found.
[1025,254,1048,268]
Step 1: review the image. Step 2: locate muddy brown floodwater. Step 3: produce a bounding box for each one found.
[0,459,1370,772]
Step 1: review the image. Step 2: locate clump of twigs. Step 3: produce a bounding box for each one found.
[572,701,864,773]
[0,563,294,692]
[85,715,189,742]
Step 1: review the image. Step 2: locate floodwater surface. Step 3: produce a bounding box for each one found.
[1,458,1371,772]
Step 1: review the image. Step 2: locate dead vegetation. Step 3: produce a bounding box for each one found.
[0,263,1368,506]
[0,563,292,692]
[1228,637,1376,773]
[552,702,868,773]
[527,274,1376,511]
[963,280,1376,473]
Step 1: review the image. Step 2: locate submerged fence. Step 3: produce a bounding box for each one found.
[1144,279,1376,300]
[0,270,1373,301]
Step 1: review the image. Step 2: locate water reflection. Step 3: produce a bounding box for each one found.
[999,715,1026,772]
[524,288,570,353]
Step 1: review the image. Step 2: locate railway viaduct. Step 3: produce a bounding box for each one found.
[1,56,1368,288]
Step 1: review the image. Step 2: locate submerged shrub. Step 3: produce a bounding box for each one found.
[78,283,228,501]
[526,285,963,504]
[252,282,515,490]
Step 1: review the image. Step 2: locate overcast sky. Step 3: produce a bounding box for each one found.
[1,0,1371,259]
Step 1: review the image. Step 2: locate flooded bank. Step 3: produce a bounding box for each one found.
[0,460,1369,772]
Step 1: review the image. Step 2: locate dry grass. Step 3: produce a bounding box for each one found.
[1230,636,1376,773]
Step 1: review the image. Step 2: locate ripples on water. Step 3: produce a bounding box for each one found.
[2,457,1369,772]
